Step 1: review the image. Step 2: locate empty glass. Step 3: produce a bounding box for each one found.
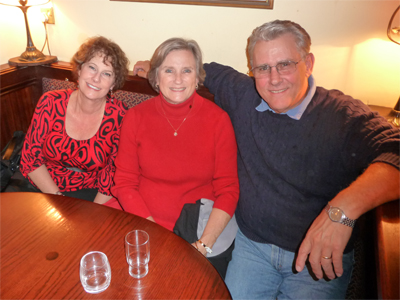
[125,230,150,278]
[80,251,111,294]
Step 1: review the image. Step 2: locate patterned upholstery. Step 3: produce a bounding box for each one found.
[113,90,153,108]
[42,77,77,92]
[42,78,153,108]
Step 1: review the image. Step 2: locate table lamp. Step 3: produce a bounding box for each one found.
[387,4,400,127]
[0,0,57,66]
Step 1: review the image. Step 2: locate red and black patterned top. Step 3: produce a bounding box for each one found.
[20,89,127,195]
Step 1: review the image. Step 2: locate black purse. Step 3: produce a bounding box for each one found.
[1,131,25,191]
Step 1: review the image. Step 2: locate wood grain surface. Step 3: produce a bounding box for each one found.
[375,200,400,300]
[0,192,231,299]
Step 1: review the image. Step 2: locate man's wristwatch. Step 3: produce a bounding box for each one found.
[324,203,356,228]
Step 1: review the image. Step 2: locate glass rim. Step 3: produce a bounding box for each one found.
[80,251,108,267]
[125,230,150,246]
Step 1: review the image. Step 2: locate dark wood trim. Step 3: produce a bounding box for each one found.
[110,0,273,9]
[0,78,38,96]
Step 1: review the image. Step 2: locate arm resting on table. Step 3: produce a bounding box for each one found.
[28,164,59,194]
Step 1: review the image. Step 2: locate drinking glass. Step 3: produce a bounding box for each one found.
[125,230,150,278]
[79,251,111,294]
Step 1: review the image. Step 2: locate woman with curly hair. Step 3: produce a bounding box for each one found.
[20,36,129,203]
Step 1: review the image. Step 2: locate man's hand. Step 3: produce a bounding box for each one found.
[133,60,150,78]
[295,163,399,280]
[295,210,352,280]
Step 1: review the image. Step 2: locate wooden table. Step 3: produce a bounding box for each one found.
[0,192,231,299]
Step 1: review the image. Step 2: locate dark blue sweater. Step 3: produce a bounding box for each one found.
[204,62,400,252]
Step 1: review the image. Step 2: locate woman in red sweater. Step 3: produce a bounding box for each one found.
[106,38,239,277]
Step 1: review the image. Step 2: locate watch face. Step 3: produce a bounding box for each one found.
[329,208,343,222]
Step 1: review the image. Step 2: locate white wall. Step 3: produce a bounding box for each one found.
[1,0,399,107]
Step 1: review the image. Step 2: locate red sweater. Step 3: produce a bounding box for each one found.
[108,92,239,231]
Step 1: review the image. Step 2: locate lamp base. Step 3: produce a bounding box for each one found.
[8,55,58,67]
[387,110,400,127]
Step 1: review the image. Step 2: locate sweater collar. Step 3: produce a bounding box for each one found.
[159,92,196,119]
[256,75,317,120]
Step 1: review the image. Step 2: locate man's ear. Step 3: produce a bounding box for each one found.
[305,53,315,77]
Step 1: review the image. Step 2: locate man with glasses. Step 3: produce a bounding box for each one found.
[203,20,399,299]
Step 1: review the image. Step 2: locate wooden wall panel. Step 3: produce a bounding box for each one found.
[1,86,38,149]
[1,65,42,150]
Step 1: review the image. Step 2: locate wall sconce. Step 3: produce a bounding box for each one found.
[0,0,57,67]
[387,4,400,127]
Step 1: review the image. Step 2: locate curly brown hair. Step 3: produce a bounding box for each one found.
[71,36,129,90]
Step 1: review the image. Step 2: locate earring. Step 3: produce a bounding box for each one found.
[109,88,114,103]
[196,84,199,90]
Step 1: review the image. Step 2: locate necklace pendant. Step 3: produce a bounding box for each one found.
[174,132,178,136]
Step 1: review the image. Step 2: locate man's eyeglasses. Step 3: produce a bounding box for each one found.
[250,60,302,78]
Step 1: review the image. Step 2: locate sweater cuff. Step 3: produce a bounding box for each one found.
[213,195,238,218]
[372,152,400,170]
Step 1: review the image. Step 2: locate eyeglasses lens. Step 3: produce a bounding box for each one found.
[252,61,298,78]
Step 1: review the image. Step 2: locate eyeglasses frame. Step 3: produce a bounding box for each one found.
[249,58,305,78]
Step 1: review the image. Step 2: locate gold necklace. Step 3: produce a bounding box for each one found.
[160,103,192,137]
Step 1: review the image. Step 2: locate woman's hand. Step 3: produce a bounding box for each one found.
[28,164,60,194]
[146,216,156,222]
[133,60,150,78]
[190,208,232,257]
[192,241,207,256]
[93,193,112,204]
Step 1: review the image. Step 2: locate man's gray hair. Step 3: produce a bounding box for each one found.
[148,37,205,93]
[247,20,312,67]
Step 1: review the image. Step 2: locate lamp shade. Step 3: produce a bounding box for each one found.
[0,0,49,6]
[387,5,400,45]
[386,5,400,127]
